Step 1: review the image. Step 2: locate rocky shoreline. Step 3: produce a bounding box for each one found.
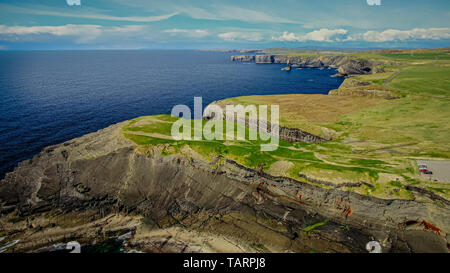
[231,54,377,77]
[0,52,448,253]
[1,121,449,253]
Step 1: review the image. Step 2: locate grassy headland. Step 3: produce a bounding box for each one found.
[123,47,450,201]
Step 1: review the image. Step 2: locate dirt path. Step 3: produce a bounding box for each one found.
[382,69,406,88]
[124,131,176,140]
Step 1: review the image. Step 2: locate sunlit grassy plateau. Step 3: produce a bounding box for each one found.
[122,47,450,201]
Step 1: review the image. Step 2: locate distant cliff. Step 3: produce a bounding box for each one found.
[231,55,375,77]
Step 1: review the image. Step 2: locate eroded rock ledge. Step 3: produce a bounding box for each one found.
[231,55,376,77]
[1,121,449,253]
[203,101,330,142]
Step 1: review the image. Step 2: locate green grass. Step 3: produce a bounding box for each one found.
[123,115,399,184]
[428,187,450,194]
[380,52,450,61]
[389,181,403,188]
[348,158,390,167]
[388,65,450,96]
[123,134,175,146]
[262,48,354,56]
[303,220,328,232]
[123,116,318,170]
[121,47,450,200]
[341,225,350,231]
[336,96,450,149]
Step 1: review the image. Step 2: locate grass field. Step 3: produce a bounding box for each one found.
[122,47,450,200]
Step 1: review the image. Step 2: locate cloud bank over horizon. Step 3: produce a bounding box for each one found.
[0,0,449,49]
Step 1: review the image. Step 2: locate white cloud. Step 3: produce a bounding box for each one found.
[218,32,263,42]
[172,5,299,24]
[38,11,178,23]
[0,24,101,36]
[1,4,178,22]
[272,27,450,43]
[163,29,209,38]
[347,28,450,42]
[273,28,348,42]
[272,32,298,42]
[108,25,145,33]
[0,24,145,43]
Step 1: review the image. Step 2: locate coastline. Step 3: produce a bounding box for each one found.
[1,116,448,253]
[1,48,449,253]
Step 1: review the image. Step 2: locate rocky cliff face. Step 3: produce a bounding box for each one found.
[328,78,400,99]
[204,102,330,142]
[231,55,374,77]
[1,121,449,252]
[231,55,256,62]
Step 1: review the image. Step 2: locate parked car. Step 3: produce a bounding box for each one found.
[420,169,428,173]
[418,164,428,170]
[424,171,433,175]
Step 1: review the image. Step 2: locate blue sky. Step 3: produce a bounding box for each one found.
[0,0,449,49]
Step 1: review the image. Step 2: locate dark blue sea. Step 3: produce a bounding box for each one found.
[0,50,343,178]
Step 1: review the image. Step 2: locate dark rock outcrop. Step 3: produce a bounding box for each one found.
[279,125,326,142]
[329,78,401,100]
[1,121,449,252]
[203,103,329,142]
[231,54,375,77]
[231,55,255,62]
[329,88,400,100]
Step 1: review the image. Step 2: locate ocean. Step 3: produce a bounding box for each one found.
[0,50,343,178]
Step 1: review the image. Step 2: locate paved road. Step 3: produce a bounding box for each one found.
[417,160,450,182]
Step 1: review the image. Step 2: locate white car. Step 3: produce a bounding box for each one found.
[418,164,428,170]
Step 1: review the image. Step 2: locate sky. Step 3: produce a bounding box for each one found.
[0,0,449,50]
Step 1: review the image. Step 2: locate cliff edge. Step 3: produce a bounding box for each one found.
[231,55,376,77]
[1,119,449,253]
